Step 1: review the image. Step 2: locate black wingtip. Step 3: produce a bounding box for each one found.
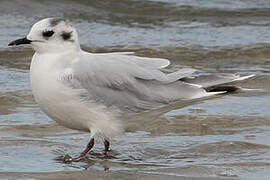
[207,85,240,93]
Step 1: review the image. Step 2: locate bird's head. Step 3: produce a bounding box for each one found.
[8,18,80,54]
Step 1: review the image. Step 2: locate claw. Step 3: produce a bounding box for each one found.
[62,154,73,163]
[72,155,86,162]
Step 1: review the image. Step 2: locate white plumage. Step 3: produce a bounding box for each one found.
[8,18,254,158]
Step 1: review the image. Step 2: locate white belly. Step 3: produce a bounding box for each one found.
[31,77,90,131]
[30,53,123,138]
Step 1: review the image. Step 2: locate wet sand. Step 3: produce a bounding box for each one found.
[1,0,270,179]
[0,170,243,180]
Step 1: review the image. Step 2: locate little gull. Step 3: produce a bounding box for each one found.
[8,18,254,159]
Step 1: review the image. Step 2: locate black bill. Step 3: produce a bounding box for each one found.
[8,37,32,46]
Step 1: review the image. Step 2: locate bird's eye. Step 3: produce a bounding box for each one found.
[42,30,54,38]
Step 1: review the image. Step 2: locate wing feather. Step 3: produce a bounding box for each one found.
[61,52,216,111]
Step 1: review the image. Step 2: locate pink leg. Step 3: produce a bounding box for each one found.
[80,138,94,157]
[104,139,110,155]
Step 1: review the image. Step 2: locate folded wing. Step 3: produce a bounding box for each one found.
[60,52,252,112]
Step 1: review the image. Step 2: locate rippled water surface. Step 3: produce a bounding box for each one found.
[0,0,270,179]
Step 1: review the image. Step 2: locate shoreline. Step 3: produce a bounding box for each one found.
[0,170,241,180]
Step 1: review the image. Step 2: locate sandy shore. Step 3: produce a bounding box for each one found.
[0,170,242,180]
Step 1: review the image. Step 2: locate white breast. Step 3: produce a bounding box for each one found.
[30,52,124,138]
[30,53,90,131]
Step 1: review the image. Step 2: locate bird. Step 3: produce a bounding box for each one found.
[8,18,254,160]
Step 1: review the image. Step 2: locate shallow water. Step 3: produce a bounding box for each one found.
[0,0,270,179]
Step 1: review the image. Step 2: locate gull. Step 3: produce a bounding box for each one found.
[8,18,254,159]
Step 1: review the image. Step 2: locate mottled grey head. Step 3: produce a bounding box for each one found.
[9,18,80,53]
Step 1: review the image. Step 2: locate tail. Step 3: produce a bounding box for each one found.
[182,74,255,94]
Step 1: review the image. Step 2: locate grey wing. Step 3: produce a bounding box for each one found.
[62,53,215,112]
